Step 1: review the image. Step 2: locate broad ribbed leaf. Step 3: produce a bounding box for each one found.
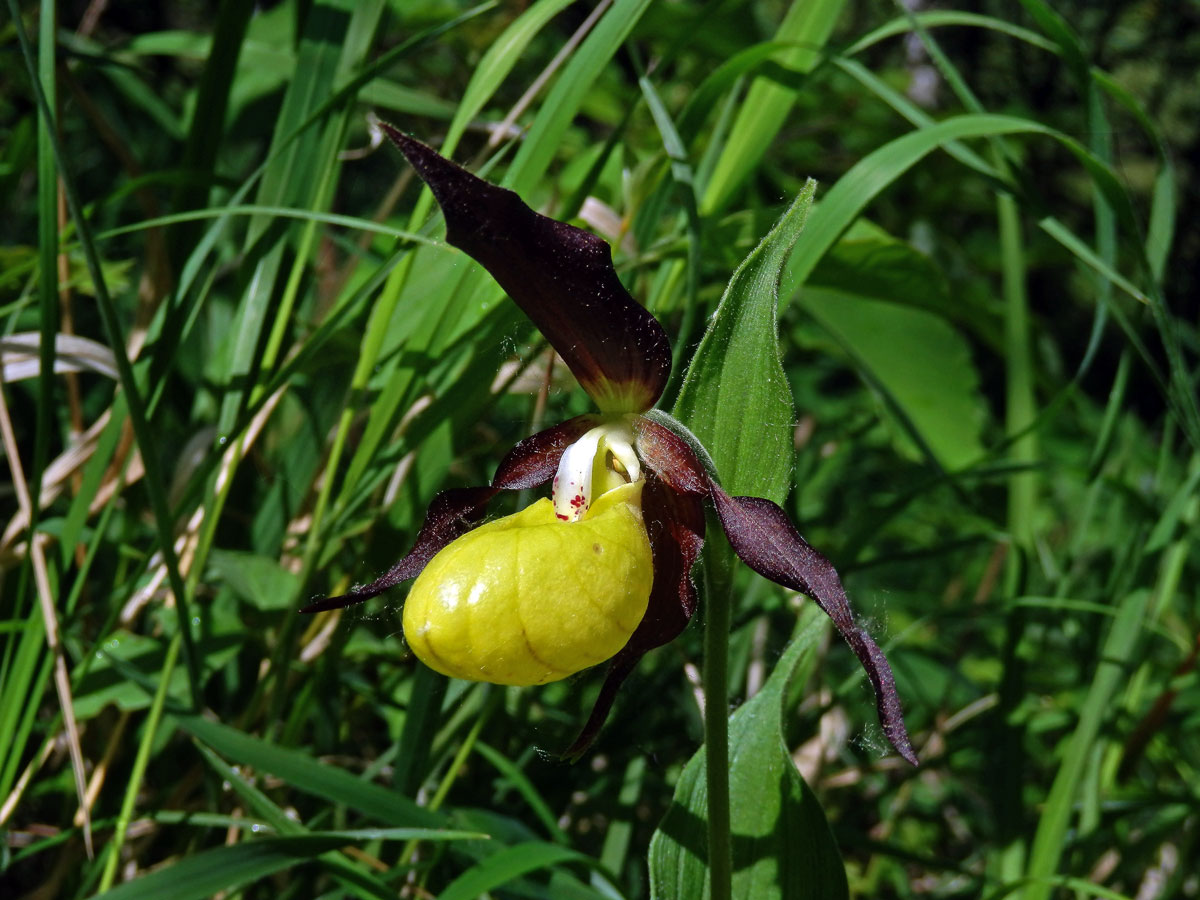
[674,181,814,503]
[648,615,848,899]
[802,286,985,470]
[383,127,671,414]
[803,222,985,470]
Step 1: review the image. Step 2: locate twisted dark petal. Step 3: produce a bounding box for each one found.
[565,475,706,759]
[561,653,640,764]
[381,125,672,414]
[298,486,499,613]
[300,418,594,614]
[707,484,918,765]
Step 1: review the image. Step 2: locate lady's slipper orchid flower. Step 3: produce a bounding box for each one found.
[302,126,917,765]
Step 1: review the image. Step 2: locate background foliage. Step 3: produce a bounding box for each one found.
[2,0,1197,897]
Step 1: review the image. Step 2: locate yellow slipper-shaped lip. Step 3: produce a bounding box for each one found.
[402,480,653,686]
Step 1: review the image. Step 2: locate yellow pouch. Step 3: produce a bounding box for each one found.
[402,480,652,685]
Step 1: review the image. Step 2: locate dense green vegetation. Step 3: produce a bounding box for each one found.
[2,1,1196,897]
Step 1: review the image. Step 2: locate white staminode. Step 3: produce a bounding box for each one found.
[552,420,642,522]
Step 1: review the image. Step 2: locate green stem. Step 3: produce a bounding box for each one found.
[98,633,181,892]
[1000,193,1036,549]
[427,694,491,814]
[994,189,1036,891]
[703,538,734,900]
[393,664,447,798]
[32,0,57,539]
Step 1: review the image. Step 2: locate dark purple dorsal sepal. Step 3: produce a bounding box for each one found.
[706,483,918,765]
[381,125,672,415]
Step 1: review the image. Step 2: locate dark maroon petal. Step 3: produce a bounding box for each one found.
[492,415,598,489]
[299,486,499,613]
[302,419,591,614]
[381,125,672,414]
[564,476,706,759]
[561,651,640,763]
[707,484,918,766]
[627,475,706,654]
[633,415,709,495]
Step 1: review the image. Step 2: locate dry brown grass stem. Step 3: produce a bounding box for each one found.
[485,0,613,149]
[74,710,131,828]
[0,409,142,562]
[119,386,287,625]
[0,734,54,827]
[0,383,93,857]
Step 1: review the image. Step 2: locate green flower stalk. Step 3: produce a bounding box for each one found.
[302,127,917,765]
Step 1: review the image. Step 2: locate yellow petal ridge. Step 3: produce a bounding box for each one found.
[402,480,653,686]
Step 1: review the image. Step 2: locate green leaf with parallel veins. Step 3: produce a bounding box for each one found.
[176,714,441,828]
[793,220,986,470]
[674,181,815,503]
[648,613,848,900]
[799,281,985,471]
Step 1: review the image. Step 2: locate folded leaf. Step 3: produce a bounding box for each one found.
[675,180,814,503]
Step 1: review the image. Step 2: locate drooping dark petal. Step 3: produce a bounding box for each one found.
[706,484,918,766]
[635,411,916,763]
[301,417,596,614]
[381,125,672,414]
[561,652,640,763]
[564,475,706,759]
[299,486,499,613]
